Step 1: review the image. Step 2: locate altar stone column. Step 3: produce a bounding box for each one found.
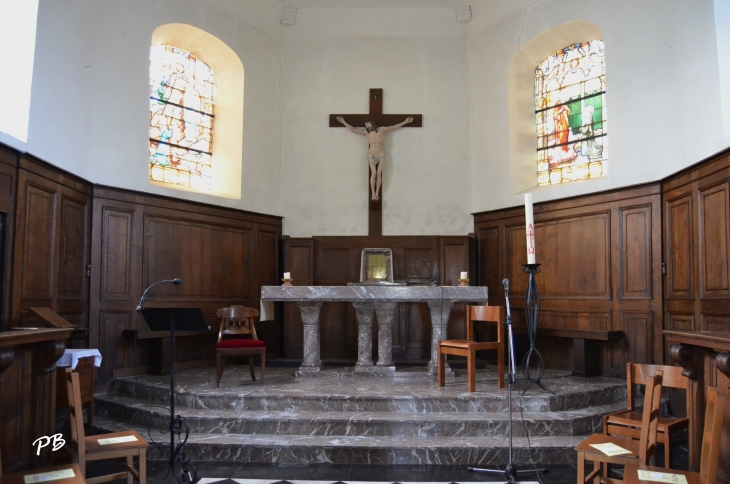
[427,300,454,376]
[375,302,397,369]
[297,301,324,376]
[352,302,375,369]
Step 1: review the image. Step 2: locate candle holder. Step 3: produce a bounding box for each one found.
[458,278,469,287]
[282,278,293,287]
[521,263,553,395]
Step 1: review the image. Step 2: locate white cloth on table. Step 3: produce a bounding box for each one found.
[56,348,102,369]
[259,300,275,321]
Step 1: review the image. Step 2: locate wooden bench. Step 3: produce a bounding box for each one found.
[512,327,623,377]
[122,329,214,375]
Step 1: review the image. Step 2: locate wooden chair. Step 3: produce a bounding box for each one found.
[437,305,505,392]
[575,371,663,484]
[0,462,85,484]
[66,369,147,484]
[216,306,266,388]
[602,363,689,469]
[57,356,96,433]
[623,387,726,484]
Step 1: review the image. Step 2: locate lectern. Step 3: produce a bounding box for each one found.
[140,307,207,482]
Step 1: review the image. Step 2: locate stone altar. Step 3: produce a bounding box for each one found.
[261,285,488,376]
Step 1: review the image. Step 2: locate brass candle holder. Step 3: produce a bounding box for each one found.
[282,278,293,287]
[458,278,469,287]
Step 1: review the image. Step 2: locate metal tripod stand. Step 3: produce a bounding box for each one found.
[467,278,548,482]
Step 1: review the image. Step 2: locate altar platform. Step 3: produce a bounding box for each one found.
[93,364,626,466]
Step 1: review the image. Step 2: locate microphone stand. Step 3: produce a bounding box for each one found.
[137,279,195,483]
[468,278,548,482]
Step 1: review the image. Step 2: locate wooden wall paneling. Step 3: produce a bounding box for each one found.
[474,185,662,377]
[282,238,314,359]
[664,182,699,364]
[619,204,653,300]
[537,211,611,300]
[665,193,694,298]
[142,214,253,301]
[89,186,282,378]
[256,225,282,357]
[440,236,471,341]
[698,176,730,298]
[11,157,92,333]
[0,147,17,329]
[662,149,730,369]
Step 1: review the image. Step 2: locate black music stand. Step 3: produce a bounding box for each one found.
[140,308,207,483]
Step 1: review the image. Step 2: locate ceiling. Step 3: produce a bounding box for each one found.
[269,0,468,8]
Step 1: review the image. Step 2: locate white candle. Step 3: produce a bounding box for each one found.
[460,271,468,279]
[525,193,536,264]
[283,272,291,279]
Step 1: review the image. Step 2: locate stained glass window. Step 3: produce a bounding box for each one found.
[535,40,607,186]
[149,45,215,190]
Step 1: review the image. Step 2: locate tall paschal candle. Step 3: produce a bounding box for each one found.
[525,194,536,264]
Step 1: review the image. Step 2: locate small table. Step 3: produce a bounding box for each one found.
[56,349,102,432]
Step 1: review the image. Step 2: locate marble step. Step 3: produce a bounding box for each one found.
[110,375,626,413]
[93,415,585,465]
[94,392,624,438]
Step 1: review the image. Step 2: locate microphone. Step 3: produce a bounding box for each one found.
[136,278,182,312]
[502,278,509,294]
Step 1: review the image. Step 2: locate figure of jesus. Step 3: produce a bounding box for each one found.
[336,116,413,200]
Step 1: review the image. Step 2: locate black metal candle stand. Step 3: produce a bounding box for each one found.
[521,263,553,395]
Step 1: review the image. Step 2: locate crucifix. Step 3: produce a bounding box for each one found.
[330,88,422,236]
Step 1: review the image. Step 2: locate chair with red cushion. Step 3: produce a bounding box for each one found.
[215,306,265,387]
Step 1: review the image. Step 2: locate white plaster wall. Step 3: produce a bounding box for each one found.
[279,8,472,236]
[26,0,283,215]
[468,0,730,211]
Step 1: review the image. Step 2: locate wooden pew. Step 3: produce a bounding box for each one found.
[512,327,623,377]
[122,328,215,376]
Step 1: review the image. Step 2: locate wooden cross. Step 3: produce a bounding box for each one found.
[330,88,422,236]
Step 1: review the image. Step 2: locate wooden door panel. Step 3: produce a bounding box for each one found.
[100,208,135,301]
[21,184,56,299]
[699,180,730,297]
[665,193,694,298]
[620,205,653,299]
[58,195,89,299]
[621,310,653,364]
[99,310,134,380]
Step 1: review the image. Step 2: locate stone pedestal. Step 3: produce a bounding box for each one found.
[297,301,324,375]
[352,301,397,373]
[427,300,454,377]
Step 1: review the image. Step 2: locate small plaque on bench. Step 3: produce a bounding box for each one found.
[24,469,76,483]
[98,435,138,445]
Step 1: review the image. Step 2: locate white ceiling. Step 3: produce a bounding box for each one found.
[270,0,468,8]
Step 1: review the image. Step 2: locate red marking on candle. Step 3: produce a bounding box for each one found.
[526,223,535,254]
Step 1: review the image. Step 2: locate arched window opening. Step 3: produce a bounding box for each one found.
[535,40,607,186]
[149,45,216,190]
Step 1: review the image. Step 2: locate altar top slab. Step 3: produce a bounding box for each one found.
[261,285,487,303]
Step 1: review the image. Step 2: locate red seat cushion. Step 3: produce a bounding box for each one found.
[216,338,266,349]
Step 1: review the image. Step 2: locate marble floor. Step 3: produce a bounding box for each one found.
[93,364,630,466]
